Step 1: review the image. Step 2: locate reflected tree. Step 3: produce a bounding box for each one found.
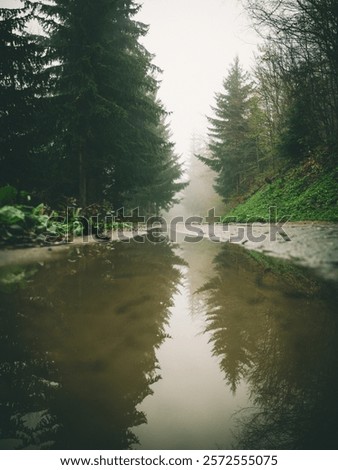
[198,245,268,392]
[0,239,183,449]
[0,266,60,449]
[199,243,338,449]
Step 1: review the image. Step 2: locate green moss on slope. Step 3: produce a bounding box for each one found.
[225,161,338,222]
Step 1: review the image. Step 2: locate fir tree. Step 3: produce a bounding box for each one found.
[199,57,256,200]
[124,116,187,213]
[39,0,184,210]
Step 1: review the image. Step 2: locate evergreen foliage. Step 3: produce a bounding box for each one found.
[199,1,338,211]
[199,57,260,200]
[0,0,184,213]
[0,1,47,192]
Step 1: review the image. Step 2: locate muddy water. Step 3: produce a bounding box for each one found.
[0,238,338,450]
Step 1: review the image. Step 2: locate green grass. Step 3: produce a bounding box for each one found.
[224,161,338,222]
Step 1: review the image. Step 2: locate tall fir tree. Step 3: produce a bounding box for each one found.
[37,0,184,210]
[124,115,187,213]
[199,57,256,200]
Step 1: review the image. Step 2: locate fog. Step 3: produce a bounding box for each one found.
[166,136,225,220]
[137,0,259,217]
[137,0,259,160]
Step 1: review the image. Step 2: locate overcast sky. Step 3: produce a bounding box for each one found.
[0,0,20,8]
[136,0,259,160]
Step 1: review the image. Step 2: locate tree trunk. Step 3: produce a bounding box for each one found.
[79,146,87,208]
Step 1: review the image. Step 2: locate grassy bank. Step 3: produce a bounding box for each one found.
[225,159,338,222]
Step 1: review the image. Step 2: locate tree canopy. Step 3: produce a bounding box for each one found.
[199,0,338,203]
[0,0,185,213]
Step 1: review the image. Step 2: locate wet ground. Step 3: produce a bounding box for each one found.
[173,222,338,282]
[0,224,338,450]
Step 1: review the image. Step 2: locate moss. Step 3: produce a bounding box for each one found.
[224,161,338,222]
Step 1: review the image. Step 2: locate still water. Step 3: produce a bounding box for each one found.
[1,237,338,450]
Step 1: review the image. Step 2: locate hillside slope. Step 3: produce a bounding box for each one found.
[225,159,338,222]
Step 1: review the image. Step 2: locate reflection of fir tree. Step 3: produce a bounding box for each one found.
[199,244,266,392]
[1,240,183,449]
[199,243,338,449]
[0,266,60,450]
[238,292,338,450]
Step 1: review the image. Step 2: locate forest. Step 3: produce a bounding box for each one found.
[1,0,338,455]
[199,0,338,222]
[0,0,337,248]
[0,0,186,245]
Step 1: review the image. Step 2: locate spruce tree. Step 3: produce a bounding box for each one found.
[124,116,187,213]
[0,2,46,192]
[199,57,256,200]
[39,0,184,210]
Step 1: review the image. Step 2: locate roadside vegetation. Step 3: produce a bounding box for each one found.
[198,0,338,223]
[0,185,135,248]
[226,160,338,222]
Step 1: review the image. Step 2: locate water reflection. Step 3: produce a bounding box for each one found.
[1,238,338,450]
[0,264,60,450]
[0,240,184,449]
[199,243,338,449]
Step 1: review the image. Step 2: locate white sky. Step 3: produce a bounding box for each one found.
[136,0,259,160]
[0,0,20,7]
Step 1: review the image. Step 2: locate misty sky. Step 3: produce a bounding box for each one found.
[136,0,259,160]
